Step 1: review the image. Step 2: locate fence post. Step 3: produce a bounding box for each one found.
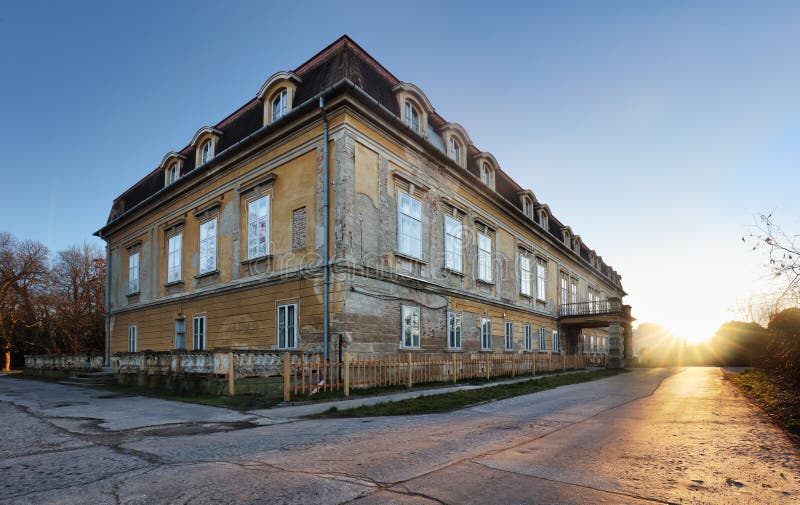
[227,351,235,396]
[486,354,491,381]
[344,353,350,397]
[511,354,516,378]
[549,352,552,372]
[407,353,413,389]
[452,353,458,384]
[562,352,566,372]
[283,353,291,402]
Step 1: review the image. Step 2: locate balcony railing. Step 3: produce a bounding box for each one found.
[559,299,622,318]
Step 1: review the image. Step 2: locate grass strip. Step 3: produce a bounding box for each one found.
[311,368,626,418]
[727,368,800,440]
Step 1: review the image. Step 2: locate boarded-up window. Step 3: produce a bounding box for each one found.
[292,207,306,250]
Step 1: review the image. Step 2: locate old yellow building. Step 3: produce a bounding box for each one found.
[96,36,633,367]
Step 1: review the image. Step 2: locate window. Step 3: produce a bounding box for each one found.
[277,303,298,349]
[524,324,532,351]
[200,140,213,164]
[166,162,179,186]
[481,163,491,186]
[444,215,463,272]
[128,325,137,352]
[175,319,186,349]
[504,321,514,351]
[522,197,533,218]
[560,272,569,308]
[538,327,546,351]
[167,234,182,283]
[552,330,560,352]
[272,89,288,121]
[247,195,270,259]
[447,311,462,349]
[448,137,461,164]
[535,258,547,302]
[477,231,492,282]
[397,190,422,258]
[401,305,420,348]
[481,317,492,350]
[128,252,139,294]
[570,278,578,304]
[193,315,206,350]
[520,254,532,297]
[404,101,420,133]
[199,218,217,275]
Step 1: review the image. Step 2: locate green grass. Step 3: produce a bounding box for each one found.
[311,368,627,418]
[728,369,800,439]
[98,384,284,410]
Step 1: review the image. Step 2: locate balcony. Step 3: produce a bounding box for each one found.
[559,299,622,318]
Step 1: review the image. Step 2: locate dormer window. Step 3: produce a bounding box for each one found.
[481,163,492,186]
[271,89,288,122]
[200,140,213,164]
[166,162,180,186]
[404,101,420,133]
[522,196,533,218]
[538,208,549,229]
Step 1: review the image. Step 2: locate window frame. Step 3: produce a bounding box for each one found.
[166,162,180,186]
[401,305,421,349]
[167,233,182,283]
[447,310,462,350]
[277,303,299,349]
[504,321,514,351]
[271,89,288,122]
[404,101,420,133]
[128,325,137,352]
[443,214,463,272]
[520,254,532,297]
[193,315,206,350]
[537,326,547,352]
[200,140,213,164]
[552,329,560,353]
[128,251,140,294]
[481,163,491,186]
[247,194,271,259]
[524,323,532,351]
[535,258,547,302]
[477,231,493,283]
[480,317,492,351]
[397,189,423,259]
[174,318,186,349]
[448,137,461,164]
[198,217,217,275]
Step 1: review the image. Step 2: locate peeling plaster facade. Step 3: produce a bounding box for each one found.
[96,36,633,365]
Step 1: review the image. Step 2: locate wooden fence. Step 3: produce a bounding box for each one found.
[283,352,604,401]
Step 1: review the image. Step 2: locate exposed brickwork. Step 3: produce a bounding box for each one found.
[292,207,306,251]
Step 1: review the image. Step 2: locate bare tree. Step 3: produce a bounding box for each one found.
[745,213,800,304]
[49,244,105,354]
[0,232,50,370]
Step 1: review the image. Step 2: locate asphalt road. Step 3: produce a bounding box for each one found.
[1,367,798,504]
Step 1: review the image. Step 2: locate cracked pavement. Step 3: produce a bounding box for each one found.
[1,367,798,504]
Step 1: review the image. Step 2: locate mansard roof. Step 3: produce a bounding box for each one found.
[103,35,621,289]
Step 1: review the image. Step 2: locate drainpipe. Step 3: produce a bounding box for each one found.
[104,243,111,367]
[320,96,330,366]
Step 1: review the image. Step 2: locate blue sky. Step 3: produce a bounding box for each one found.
[1,1,798,340]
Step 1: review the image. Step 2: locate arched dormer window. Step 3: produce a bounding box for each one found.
[522,196,533,218]
[271,89,288,122]
[393,83,433,137]
[537,206,549,230]
[404,101,420,133]
[439,123,470,168]
[562,227,573,246]
[160,152,186,188]
[473,152,498,191]
[257,71,301,127]
[190,126,222,168]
